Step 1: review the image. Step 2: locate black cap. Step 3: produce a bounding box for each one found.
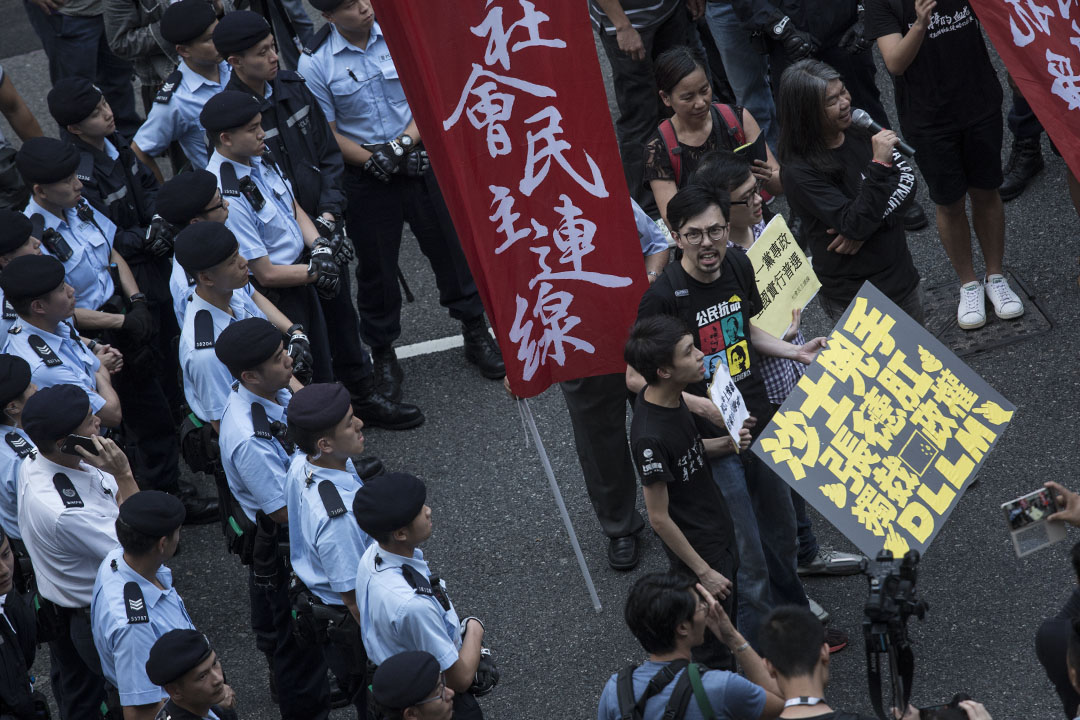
[146,629,213,686]
[0,212,33,255]
[0,255,66,302]
[287,383,350,433]
[21,384,90,447]
[0,354,32,407]
[352,472,426,536]
[160,0,218,44]
[47,77,103,128]
[174,222,238,275]
[118,490,187,537]
[308,0,345,11]
[212,10,271,57]
[372,651,441,709]
[200,90,263,135]
[214,317,282,378]
[15,137,80,186]
[156,170,219,225]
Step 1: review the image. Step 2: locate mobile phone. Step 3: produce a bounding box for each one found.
[60,434,99,457]
[1001,487,1066,558]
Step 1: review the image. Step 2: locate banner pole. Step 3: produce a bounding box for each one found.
[518,397,602,612]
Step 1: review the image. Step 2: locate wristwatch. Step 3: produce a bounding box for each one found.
[286,323,305,336]
[398,134,415,152]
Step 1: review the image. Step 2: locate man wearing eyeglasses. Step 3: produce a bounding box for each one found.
[371,650,454,720]
[627,184,828,651]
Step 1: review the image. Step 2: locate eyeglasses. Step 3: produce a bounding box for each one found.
[201,200,227,215]
[415,674,450,706]
[730,180,764,207]
[677,224,729,245]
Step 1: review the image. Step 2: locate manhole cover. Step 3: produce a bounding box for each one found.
[921,270,1052,357]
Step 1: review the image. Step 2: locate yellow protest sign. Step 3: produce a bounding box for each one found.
[752,282,1015,559]
[746,215,821,338]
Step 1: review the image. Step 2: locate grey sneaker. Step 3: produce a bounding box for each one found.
[798,547,868,576]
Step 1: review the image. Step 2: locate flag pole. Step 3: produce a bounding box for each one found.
[518,397,602,612]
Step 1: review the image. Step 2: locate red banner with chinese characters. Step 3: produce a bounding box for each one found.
[970,0,1080,178]
[371,0,649,398]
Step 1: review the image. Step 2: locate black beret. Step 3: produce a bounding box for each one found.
[352,472,426,536]
[146,629,213,686]
[372,651,441,709]
[156,170,219,225]
[0,255,66,301]
[200,90,263,135]
[118,490,187,537]
[15,137,80,186]
[160,0,218,45]
[174,222,238,274]
[0,212,33,255]
[212,10,271,57]
[288,383,350,433]
[307,0,345,11]
[47,77,102,128]
[0,354,32,407]
[22,384,90,447]
[215,317,282,377]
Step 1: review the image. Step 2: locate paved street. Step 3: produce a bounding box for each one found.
[3,6,1080,718]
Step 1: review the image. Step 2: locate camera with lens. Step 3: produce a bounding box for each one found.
[144,214,180,258]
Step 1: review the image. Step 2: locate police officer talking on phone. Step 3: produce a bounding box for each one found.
[17,383,141,719]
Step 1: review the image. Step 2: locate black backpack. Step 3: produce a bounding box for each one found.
[615,660,718,720]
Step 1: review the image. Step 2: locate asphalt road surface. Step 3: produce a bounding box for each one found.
[3,6,1080,719]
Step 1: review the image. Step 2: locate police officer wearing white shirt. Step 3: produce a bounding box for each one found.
[132,0,231,176]
[0,213,43,340]
[286,382,373,716]
[91,491,196,719]
[214,317,332,719]
[17,383,140,720]
[353,472,495,720]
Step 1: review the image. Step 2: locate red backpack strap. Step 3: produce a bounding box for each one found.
[713,102,746,146]
[657,118,682,186]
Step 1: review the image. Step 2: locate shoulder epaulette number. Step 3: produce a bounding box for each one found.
[193,309,215,349]
[218,162,241,198]
[52,473,84,509]
[27,335,62,367]
[5,432,34,459]
[317,480,346,518]
[123,581,149,624]
[250,402,272,440]
[154,69,183,105]
[76,153,95,184]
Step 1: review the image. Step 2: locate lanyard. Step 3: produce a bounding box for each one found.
[784,697,824,708]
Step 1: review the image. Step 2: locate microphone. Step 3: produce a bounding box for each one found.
[851,108,916,157]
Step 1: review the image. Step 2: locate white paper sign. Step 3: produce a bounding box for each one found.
[708,369,750,451]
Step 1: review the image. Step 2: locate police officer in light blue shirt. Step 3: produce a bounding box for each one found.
[353,472,494,720]
[132,0,231,174]
[286,382,373,715]
[0,212,45,339]
[214,317,333,719]
[0,354,35,544]
[91,491,196,717]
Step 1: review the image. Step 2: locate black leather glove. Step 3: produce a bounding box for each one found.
[839,10,872,54]
[470,648,500,696]
[399,149,431,177]
[287,328,313,385]
[313,216,355,265]
[307,246,341,299]
[121,299,154,344]
[768,15,818,60]
[143,215,178,258]
[363,141,405,183]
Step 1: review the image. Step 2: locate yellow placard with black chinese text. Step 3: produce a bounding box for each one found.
[751,282,1015,559]
[746,215,821,338]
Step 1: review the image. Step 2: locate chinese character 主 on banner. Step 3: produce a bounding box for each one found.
[752,282,1015,559]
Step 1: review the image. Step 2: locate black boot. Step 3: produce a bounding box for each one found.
[462,317,505,379]
[174,492,220,525]
[371,347,404,402]
[351,455,386,479]
[352,386,425,430]
[1000,136,1044,201]
[903,202,928,231]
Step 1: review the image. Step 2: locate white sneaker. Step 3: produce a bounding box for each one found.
[984,273,1024,320]
[957,281,986,330]
[807,595,830,624]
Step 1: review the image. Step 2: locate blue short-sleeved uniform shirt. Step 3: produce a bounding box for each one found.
[0,425,33,539]
[596,660,767,720]
[24,198,116,311]
[218,384,294,524]
[170,258,196,326]
[179,290,266,423]
[0,293,16,339]
[633,198,670,257]
[206,151,305,267]
[286,455,371,606]
[91,547,196,707]
[298,23,411,146]
[355,543,462,669]
[134,61,232,169]
[2,320,105,413]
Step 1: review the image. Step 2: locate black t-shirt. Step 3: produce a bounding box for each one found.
[637,252,772,437]
[782,134,920,305]
[630,391,737,566]
[864,0,1002,133]
[643,105,745,189]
